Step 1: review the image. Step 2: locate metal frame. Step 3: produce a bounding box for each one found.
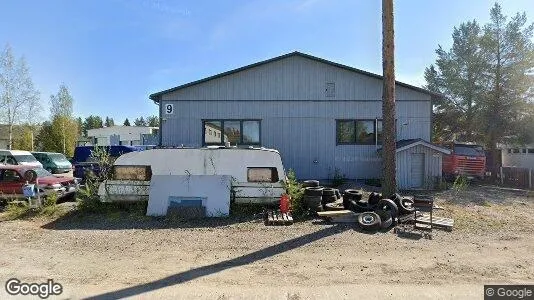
[335,119,383,146]
[202,119,262,147]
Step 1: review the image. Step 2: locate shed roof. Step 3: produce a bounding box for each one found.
[149,51,442,102]
[378,139,451,154]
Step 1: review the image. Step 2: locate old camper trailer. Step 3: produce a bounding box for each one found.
[98,147,286,204]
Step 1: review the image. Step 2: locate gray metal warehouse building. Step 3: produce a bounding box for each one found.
[149,52,440,182]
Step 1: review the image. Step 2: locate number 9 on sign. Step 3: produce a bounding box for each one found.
[165,104,174,114]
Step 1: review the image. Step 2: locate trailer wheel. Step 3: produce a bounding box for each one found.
[398,198,415,215]
[376,199,399,218]
[375,210,393,229]
[358,212,381,231]
[302,180,320,188]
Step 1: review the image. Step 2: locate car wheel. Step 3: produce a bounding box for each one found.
[358,211,381,231]
[374,210,393,229]
[389,193,402,205]
[368,192,382,206]
[398,198,416,215]
[376,199,399,218]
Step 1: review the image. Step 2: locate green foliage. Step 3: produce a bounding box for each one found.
[123,118,131,126]
[12,125,35,151]
[50,84,73,119]
[35,116,78,157]
[425,3,534,146]
[452,175,470,192]
[76,146,114,211]
[134,116,147,126]
[82,115,104,136]
[146,115,159,127]
[43,192,57,207]
[282,169,306,219]
[104,116,115,127]
[332,168,346,187]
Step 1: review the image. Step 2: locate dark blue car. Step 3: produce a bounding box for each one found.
[72,145,141,181]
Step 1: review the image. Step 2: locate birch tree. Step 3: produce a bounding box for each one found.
[0,44,41,149]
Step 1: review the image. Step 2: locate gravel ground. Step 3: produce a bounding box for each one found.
[1,184,533,299]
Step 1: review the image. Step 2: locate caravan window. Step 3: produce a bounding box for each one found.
[247,167,279,183]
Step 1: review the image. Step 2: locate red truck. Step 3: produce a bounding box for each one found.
[442,142,486,180]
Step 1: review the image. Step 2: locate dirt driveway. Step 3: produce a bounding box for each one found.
[1,185,533,299]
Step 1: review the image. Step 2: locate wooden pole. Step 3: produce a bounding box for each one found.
[382,0,396,195]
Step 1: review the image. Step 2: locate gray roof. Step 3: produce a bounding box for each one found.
[149,51,442,102]
[378,139,451,154]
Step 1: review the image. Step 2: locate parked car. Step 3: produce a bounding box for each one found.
[0,165,78,202]
[72,145,142,181]
[0,150,42,168]
[31,152,73,174]
[98,146,286,204]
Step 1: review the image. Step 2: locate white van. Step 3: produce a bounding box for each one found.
[0,150,43,168]
[98,147,286,204]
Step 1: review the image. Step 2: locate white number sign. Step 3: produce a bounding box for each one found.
[164,104,174,114]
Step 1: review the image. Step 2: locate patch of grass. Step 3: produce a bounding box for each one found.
[331,168,346,187]
[452,175,469,192]
[1,199,66,221]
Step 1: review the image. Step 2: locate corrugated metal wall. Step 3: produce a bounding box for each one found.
[159,55,432,180]
[396,144,443,189]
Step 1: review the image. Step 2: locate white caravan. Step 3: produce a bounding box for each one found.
[98,147,286,204]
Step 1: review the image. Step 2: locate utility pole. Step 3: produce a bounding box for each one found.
[382,0,396,195]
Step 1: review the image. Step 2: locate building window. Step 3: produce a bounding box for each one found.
[203,120,261,146]
[325,82,335,97]
[512,148,520,153]
[336,119,383,145]
[528,149,534,154]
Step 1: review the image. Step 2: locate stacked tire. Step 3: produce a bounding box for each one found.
[303,186,323,212]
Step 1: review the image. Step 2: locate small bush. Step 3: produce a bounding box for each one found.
[283,169,306,219]
[43,193,58,207]
[332,168,346,187]
[3,202,31,220]
[452,175,469,192]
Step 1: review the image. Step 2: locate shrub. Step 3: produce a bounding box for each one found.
[283,169,306,219]
[332,168,346,187]
[452,175,469,192]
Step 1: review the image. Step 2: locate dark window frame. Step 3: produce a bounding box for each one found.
[336,119,383,145]
[202,119,262,146]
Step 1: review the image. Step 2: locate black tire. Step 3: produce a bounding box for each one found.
[343,189,363,201]
[321,194,337,204]
[303,195,322,209]
[302,180,320,188]
[398,198,415,215]
[304,187,323,196]
[334,189,341,199]
[322,188,335,196]
[368,192,382,206]
[376,199,399,218]
[389,193,402,205]
[324,202,345,211]
[375,210,393,229]
[358,212,381,231]
[349,200,370,212]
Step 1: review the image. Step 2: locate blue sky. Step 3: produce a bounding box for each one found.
[1,0,532,123]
